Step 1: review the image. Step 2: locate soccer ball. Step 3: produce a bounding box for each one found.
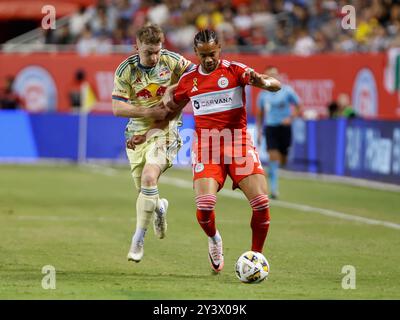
[235,251,269,283]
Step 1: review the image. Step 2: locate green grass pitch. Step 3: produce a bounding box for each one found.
[0,164,399,299]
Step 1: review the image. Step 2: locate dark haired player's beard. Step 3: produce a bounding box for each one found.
[204,61,217,73]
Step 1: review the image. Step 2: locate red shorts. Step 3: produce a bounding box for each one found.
[192,132,265,190]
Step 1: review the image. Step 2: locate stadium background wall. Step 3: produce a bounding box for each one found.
[0,110,399,184]
[0,51,400,119]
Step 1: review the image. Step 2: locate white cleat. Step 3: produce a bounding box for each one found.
[154,198,168,239]
[127,241,144,263]
[208,235,224,273]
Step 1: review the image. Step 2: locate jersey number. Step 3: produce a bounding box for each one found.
[248,149,263,169]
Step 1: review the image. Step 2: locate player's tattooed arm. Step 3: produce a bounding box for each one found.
[260,74,281,92]
[149,94,188,129]
[162,83,179,111]
[126,99,188,150]
[243,69,281,92]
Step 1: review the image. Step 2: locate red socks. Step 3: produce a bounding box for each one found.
[195,194,217,237]
[195,193,270,253]
[249,194,271,253]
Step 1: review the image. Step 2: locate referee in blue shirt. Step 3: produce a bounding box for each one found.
[257,66,301,199]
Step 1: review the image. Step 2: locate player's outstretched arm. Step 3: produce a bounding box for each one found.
[112,99,168,120]
[244,70,281,92]
[150,95,188,130]
[126,99,188,150]
[162,83,180,111]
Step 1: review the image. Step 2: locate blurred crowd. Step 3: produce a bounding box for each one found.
[41,0,400,55]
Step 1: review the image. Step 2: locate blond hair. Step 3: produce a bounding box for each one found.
[136,24,165,45]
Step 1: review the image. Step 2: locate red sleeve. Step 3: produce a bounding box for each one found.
[231,61,252,87]
[173,78,189,104]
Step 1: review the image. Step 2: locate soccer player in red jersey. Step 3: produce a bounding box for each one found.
[128,29,281,273]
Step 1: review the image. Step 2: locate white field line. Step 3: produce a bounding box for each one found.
[23,165,398,230]
[160,176,400,231]
[13,216,134,222]
[279,169,400,193]
[4,161,399,192]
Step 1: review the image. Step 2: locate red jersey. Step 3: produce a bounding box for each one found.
[174,60,265,187]
[174,59,251,132]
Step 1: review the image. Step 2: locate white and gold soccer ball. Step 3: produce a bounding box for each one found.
[235,251,270,283]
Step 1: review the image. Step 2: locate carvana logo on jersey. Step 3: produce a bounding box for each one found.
[352,68,378,117]
[13,66,57,112]
[201,96,233,107]
[191,86,243,116]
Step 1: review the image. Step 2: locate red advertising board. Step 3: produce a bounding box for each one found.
[1,51,399,119]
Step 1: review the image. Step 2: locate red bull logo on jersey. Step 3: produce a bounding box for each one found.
[135,83,167,100]
[136,88,152,99]
[158,66,171,80]
[156,86,167,96]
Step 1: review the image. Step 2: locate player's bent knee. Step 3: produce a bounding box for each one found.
[195,194,217,211]
[249,194,270,212]
[141,172,158,187]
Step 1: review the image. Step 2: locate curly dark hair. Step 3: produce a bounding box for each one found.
[194,29,219,47]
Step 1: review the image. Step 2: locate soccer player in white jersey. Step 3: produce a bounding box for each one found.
[112,24,193,263]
